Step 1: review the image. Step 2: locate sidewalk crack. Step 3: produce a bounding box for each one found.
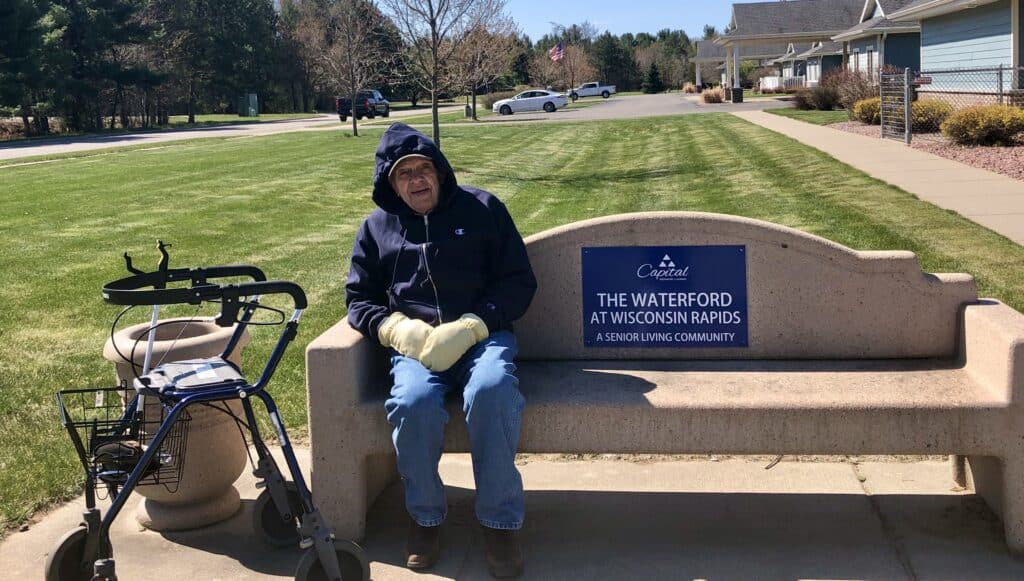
[851,460,918,581]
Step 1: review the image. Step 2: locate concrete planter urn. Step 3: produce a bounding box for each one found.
[102,317,250,531]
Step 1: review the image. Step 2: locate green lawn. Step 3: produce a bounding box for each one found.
[766,108,851,125]
[0,113,322,144]
[3,114,1024,535]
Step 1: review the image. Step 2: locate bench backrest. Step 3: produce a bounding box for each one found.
[514,212,977,360]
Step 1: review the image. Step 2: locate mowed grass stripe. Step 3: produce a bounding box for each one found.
[2,115,1024,533]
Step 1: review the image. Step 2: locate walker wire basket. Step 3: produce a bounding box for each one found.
[56,386,191,494]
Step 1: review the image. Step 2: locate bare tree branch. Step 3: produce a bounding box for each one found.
[379,0,511,146]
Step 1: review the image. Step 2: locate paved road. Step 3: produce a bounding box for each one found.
[0,95,789,161]
[0,106,462,162]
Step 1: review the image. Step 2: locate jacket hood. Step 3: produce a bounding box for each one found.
[372,123,458,215]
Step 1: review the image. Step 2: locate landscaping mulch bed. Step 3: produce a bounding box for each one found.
[829,120,1024,182]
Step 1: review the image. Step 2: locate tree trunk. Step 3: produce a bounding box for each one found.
[20,104,32,137]
[472,89,478,121]
[110,87,118,130]
[431,89,439,147]
[119,87,129,129]
[350,88,359,137]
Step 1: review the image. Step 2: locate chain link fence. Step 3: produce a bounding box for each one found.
[881,66,1024,144]
[880,71,908,142]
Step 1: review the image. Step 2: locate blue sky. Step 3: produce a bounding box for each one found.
[507,0,766,43]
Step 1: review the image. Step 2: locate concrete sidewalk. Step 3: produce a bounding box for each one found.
[3,450,1022,580]
[733,110,1024,246]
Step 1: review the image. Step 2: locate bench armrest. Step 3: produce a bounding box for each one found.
[962,300,1024,404]
[306,320,388,409]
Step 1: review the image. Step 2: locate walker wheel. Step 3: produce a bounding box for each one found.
[253,482,304,547]
[44,526,93,581]
[294,539,369,581]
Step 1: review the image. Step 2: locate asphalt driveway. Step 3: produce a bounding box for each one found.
[482,92,791,123]
[0,94,791,161]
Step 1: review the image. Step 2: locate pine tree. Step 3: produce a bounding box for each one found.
[642,61,664,94]
[0,0,44,133]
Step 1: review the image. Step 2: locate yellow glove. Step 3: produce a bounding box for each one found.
[419,314,489,372]
[378,312,433,360]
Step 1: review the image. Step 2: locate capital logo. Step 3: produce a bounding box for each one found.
[637,253,690,281]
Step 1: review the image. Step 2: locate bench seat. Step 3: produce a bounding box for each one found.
[306,212,1024,551]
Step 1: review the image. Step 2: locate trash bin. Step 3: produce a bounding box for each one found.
[102,317,251,531]
[731,88,744,103]
[465,104,472,117]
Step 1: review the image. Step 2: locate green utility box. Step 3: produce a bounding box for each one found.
[238,93,259,117]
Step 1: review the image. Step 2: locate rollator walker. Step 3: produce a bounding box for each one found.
[47,242,369,581]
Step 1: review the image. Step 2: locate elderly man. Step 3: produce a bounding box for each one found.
[345,123,537,578]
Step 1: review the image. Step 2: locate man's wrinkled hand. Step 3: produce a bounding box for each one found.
[419,314,489,372]
[377,312,434,360]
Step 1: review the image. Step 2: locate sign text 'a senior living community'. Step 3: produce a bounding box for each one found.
[582,246,748,348]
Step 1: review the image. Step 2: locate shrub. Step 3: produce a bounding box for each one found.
[793,88,815,110]
[702,87,726,103]
[481,91,516,109]
[809,84,840,111]
[941,105,1024,145]
[683,82,698,94]
[852,97,881,124]
[822,69,876,112]
[910,99,953,133]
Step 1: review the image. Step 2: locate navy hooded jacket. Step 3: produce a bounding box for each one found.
[345,123,537,344]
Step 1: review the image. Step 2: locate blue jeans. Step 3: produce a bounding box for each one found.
[385,331,525,530]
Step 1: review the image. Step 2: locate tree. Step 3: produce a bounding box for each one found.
[589,31,629,89]
[702,24,717,40]
[505,33,531,86]
[0,0,45,134]
[380,0,511,147]
[642,61,664,93]
[559,45,594,91]
[450,17,517,119]
[296,0,389,136]
[527,50,559,89]
[39,0,155,132]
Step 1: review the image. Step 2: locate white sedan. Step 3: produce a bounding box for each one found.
[492,90,569,115]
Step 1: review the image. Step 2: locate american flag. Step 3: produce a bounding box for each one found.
[548,42,564,62]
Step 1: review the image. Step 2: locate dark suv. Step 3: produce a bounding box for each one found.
[336,90,390,121]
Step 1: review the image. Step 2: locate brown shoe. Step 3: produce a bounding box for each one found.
[482,527,524,579]
[405,520,441,570]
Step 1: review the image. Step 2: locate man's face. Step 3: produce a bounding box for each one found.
[390,157,440,215]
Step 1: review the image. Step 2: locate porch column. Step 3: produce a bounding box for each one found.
[733,47,741,87]
[725,48,733,87]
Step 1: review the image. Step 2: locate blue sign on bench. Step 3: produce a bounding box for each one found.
[581,246,748,348]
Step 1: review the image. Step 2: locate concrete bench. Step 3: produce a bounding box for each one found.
[306,212,1024,552]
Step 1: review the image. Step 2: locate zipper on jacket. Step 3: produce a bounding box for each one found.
[422,214,444,323]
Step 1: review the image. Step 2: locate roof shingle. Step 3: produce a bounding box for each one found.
[724,0,865,39]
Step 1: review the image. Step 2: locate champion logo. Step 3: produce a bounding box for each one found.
[658,254,676,268]
[454,228,466,236]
